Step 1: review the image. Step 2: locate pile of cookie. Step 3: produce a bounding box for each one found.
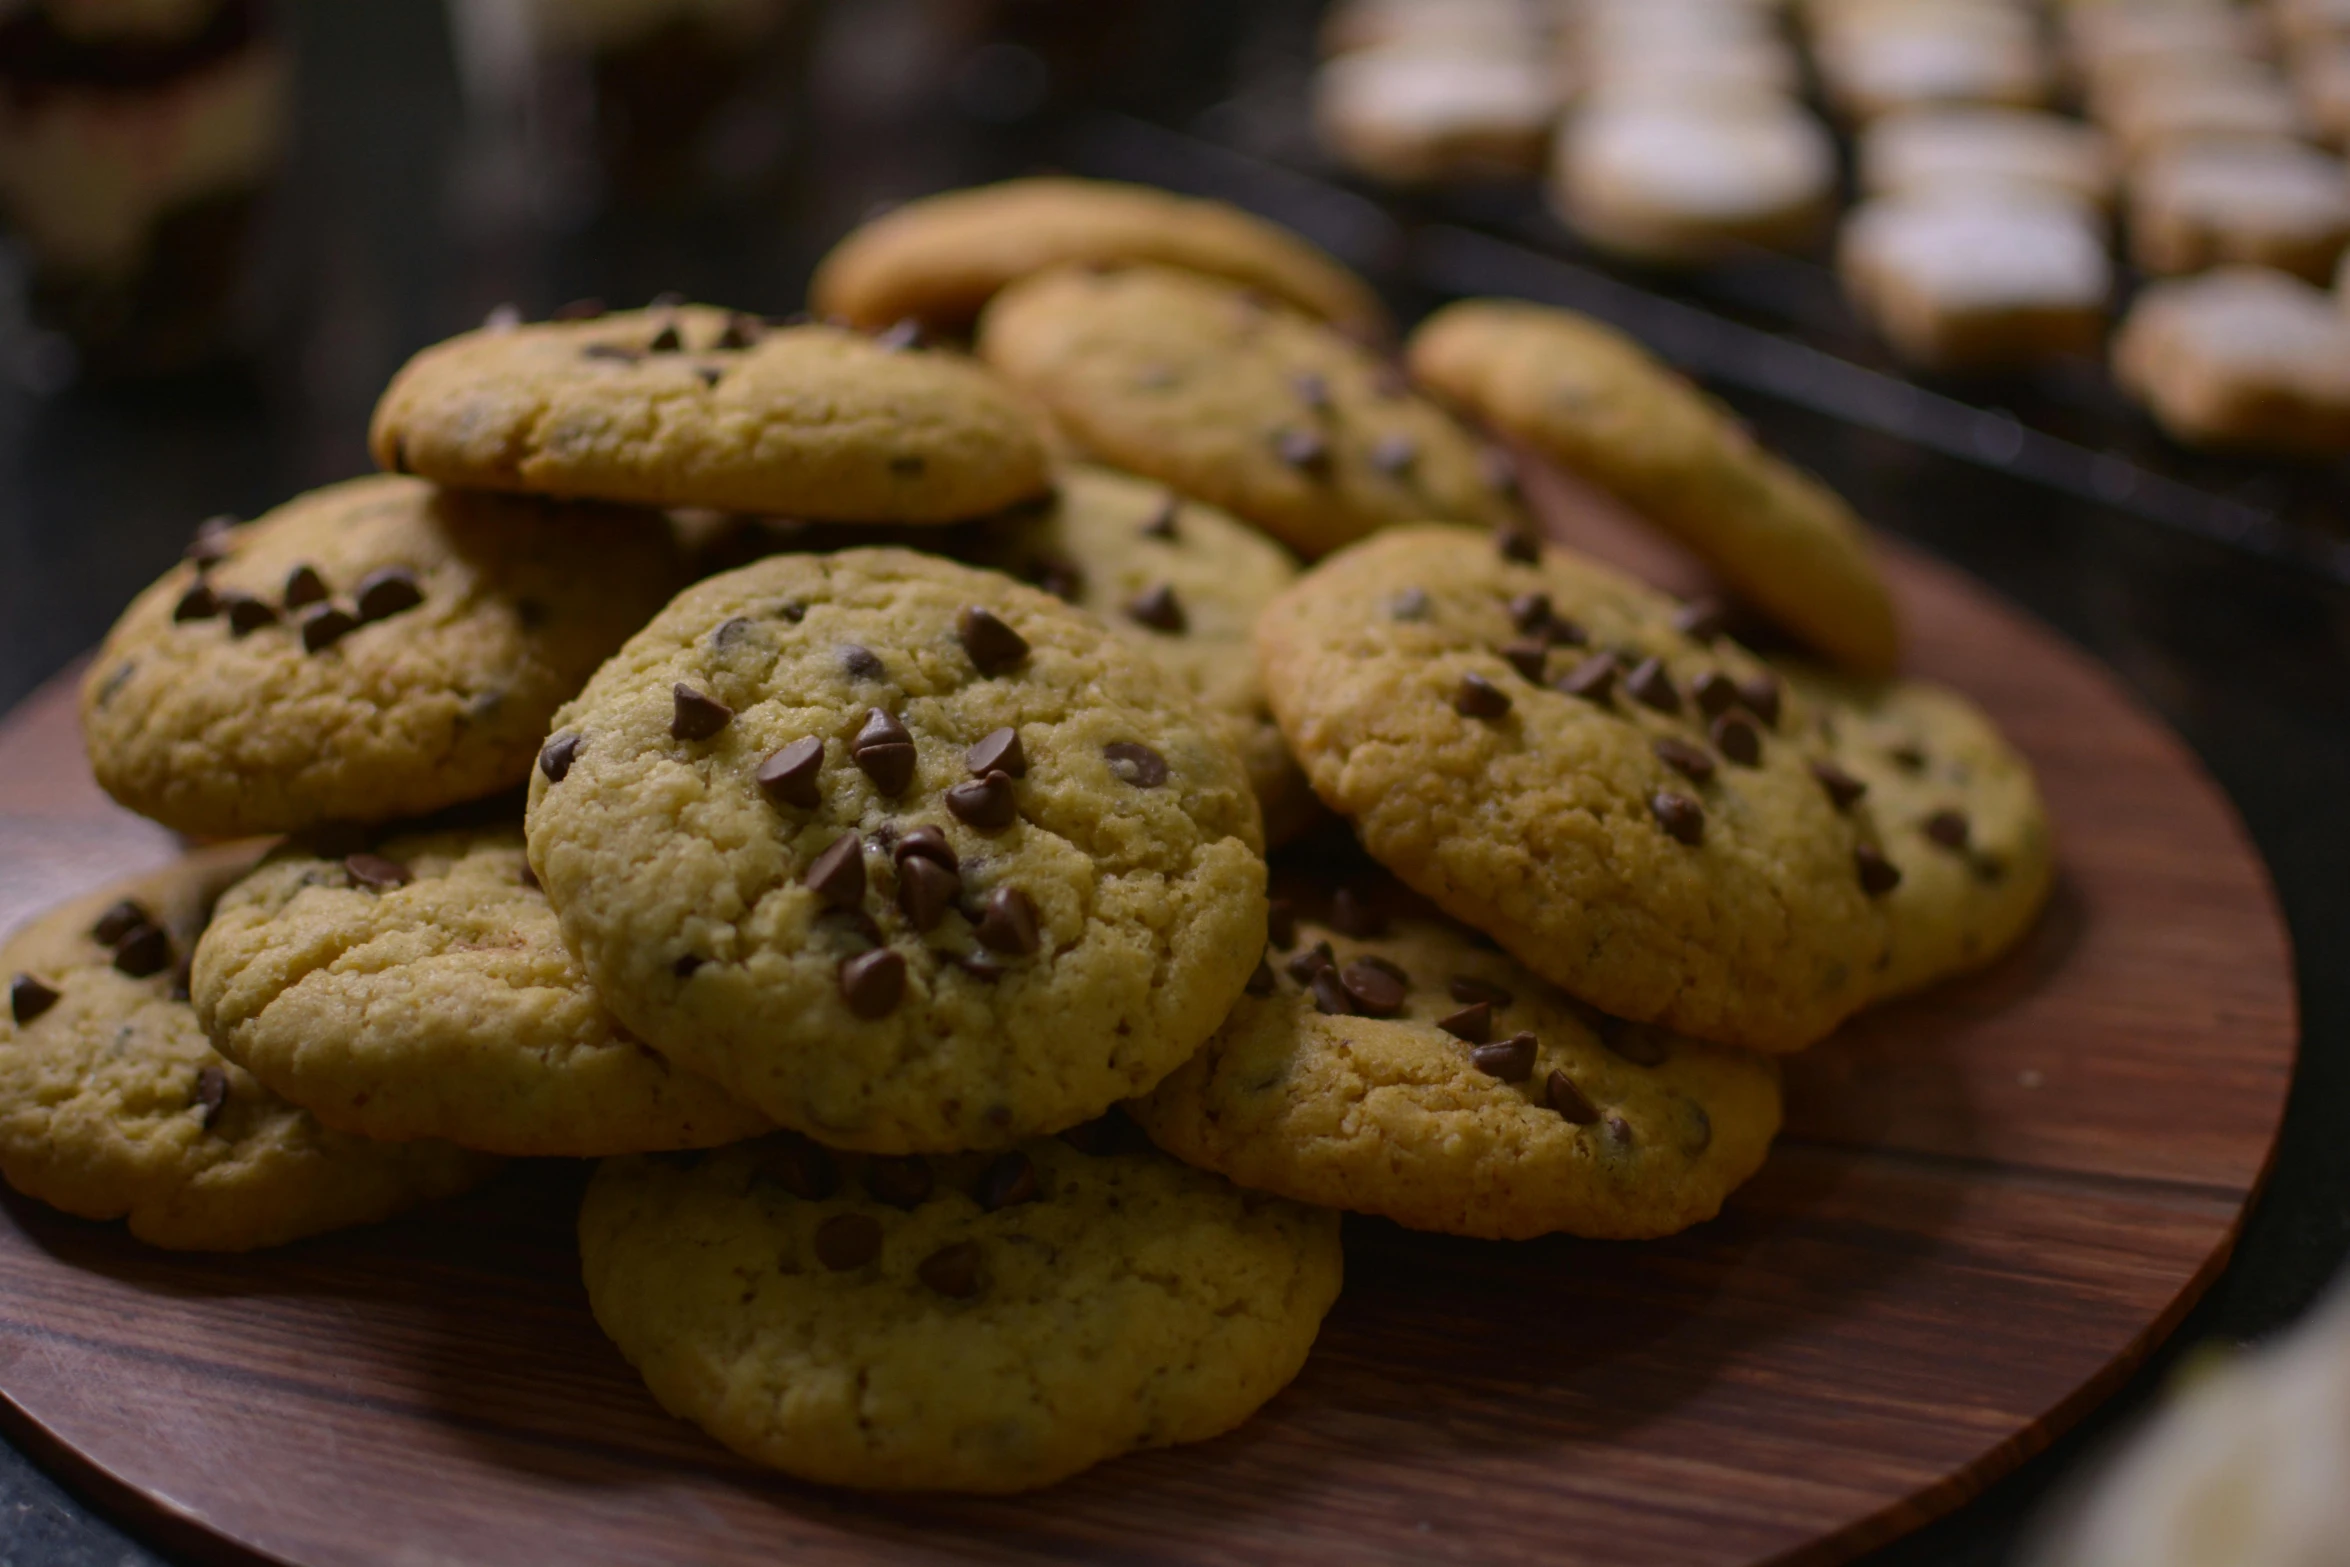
[0,175,2051,1494]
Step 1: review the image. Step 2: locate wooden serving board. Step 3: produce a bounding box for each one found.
[0,498,2296,1567]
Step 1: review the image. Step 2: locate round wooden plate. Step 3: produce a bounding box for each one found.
[0,486,2295,1567]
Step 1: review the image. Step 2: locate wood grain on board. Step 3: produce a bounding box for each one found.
[0,485,2296,1567]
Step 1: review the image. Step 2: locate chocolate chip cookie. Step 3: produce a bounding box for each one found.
[525,548,1268,1153]
[1258,524,1890,1054]
[193,825,772,1156]
[1134,890,1783,1239]
[1407,298,1903,675]
[0,848,496,1251]
[977,264,1522,559]
[579,1130,1342,1492]
[809,176,1390,341]
[371,306,1052,520]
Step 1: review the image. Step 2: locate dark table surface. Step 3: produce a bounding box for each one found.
[4,2,2348,1563]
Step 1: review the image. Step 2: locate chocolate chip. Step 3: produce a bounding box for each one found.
[1454,672,1512,719]
[1712,712,1762,767]
[693,364,723,388]
[1738,673,1782,728]
[1245,959,1277,996]
[1028,555,1084,603]
[173,582,220,622]
[947,951,1004,983]
[1924,810,1971,850]
[756,737,824,808]
[1275,428,1328,470]
[974,887,1040,956]
[670,684,733,741]
[299,604,357,653]
[1339,958,1409,1016]
[1607,1113,1636,1148]
[805,833,867,910]
[1652,791,1705,845]
[974,1151,1040,1211]
[112,922,172,978]
[1139,494,1180,539]
[1267,898,1297,949]
[1811,759,1868,811]
[649,323,682,352]
[222,593,277,636]
[1104,741,1168,788]
[1626,658,1680,713]
[185,515,236,567]
[1370,433,1418,475]
[764,1133,840,1200]
[345,853,413,892]
[1654,736,1716,784]
[853,709,916,796]
[1495,524,1541,564]
[1501,641,1548,682]
[1330,886,1386,939]
[1124,582,1186,633]
[9,974,59,1025]
[814,1213,881,1271]
[919,1241,982,1298]
[1672,598,1726,641]
[540,732,582,783]
[874,318,922,353]
[552,297,606,320]
[353,567,423,624]
[1856,843,1902,895]
[1558,652,1619,703]
[897,854,960,933]
[277,564,327,611]
[1286,940,1336,984]
[1450,975,1513,1008]
[1291,371,1331,409]
[1546,1069,1601,1124]
[966,728,1027,779]
[1311,968,1355,1015]
[894,825,959,872]
[91,900,149,946]
[956,605,1029,675]
[838,948,906,1017]
[839,643,886,679]
[193,1064,229,1129]
[1693,671,1739,717]
[946,770,1018,832]
[716,313,762,350]
[1888,743,1927,772]
[1602,1022,1670,1067]
[865,1155,933,1208]
[1473,1034,1537,1081]
[1508,592,1553,634]
[1438,1002,1491,1043]
[1390,587,1432,621]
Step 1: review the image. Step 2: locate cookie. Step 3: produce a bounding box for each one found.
[1811,6,2051,122]
[1257,525,1892,1055]
[1550,91,1837,263]
[806,177,1388,342]
[958,465,1319,844]
[192,824,771,1156]
[82,474,685,838]
[2127,140,2350,284]
[1407,299,1902,675]
[977,264,1521,560]
[370,305,1052,521]
[1133,892,1783,1240]
[1781,666,2053,1000]
[0,849,496,1251]
[1839,188,2110,370]
[2101,66,2310,160]
[1856,106,2115,207]
[578,1130,1343,1492]
[2112,266,2350,456]
[525,548,1269,1153]
[1313,44,1560,184]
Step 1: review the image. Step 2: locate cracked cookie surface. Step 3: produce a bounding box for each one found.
[1134,896,1782,1240]
[809,176,1390,340]
[579,1131,1341,1492]
[1408,299,1901,675]
[82,474,685,837]
[978,265,1521,559]
[526,548,1267,1153]
[961,465,1318,844]
[1258,525,1889,1054]
[370,306,1051,520]
[0,848,496,1251]
[193,824,771,1156]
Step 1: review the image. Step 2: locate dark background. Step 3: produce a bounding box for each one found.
[4,2,2348,1561]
